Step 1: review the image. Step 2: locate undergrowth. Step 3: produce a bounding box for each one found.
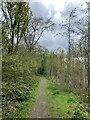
[47,80,88,119]
[2,47,41,118]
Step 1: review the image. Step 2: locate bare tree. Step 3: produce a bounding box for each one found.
[58,8,77,89]
[24,17,54,52]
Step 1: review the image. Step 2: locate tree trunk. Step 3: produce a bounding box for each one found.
[87,2,90,118]
[67,16,72,90]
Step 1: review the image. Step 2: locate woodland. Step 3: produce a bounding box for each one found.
[1,1,90,119]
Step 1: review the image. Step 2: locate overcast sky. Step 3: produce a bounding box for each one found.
[30,0,86,51]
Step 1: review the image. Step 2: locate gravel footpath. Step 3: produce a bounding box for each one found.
[30,78,50,118]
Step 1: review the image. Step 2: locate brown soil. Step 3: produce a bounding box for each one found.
[30,78,50,118]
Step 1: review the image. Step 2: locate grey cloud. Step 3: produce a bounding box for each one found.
[39,31,55,49]
[58,2,86,37]
[30,2,50,19]
[61,2,80,17]
[60,1,85,23]
[39,31,68,51]
[30,1,57,20]
[29,1,85,52]
[49,4,56,18]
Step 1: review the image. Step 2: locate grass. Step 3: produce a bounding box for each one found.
[46,80,88,118]
[11,76,40,118]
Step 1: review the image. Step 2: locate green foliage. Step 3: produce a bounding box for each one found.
[45,49,87,95]
[11,79,39,118]
[2,46,41,118]
[71,102,88,118]
[2,2,31,53]
[2,1,89,118]
[2,21,10,53]
[45,50,67,81]
[47,80,88,118]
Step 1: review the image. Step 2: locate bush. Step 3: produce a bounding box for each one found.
[72,102,88,118]
[2,47,40,118]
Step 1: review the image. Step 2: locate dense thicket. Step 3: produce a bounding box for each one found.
[44,50,87,95]
[2,46,43,117]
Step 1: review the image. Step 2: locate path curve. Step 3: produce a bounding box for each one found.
[30,78,50,118]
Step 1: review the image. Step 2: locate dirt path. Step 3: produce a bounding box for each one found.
[30,78,50,118]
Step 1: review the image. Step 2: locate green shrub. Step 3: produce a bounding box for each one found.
[72,102,88,118]
[2,47,41,118]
